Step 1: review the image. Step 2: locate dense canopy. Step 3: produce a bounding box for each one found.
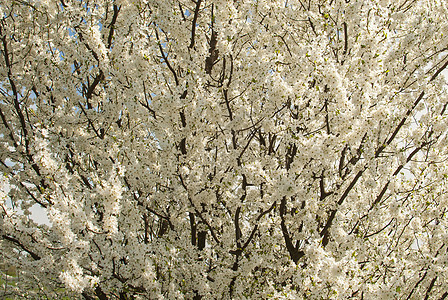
[1,0,448,299]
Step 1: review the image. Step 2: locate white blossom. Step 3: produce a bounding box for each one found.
[1,0,448,298]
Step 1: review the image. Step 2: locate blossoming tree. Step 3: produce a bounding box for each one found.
[1,0,448,298]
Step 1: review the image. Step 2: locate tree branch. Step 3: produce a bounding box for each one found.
[2,234,41,260]
[189,0,202,49]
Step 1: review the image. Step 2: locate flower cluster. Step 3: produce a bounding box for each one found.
[1,0,448,298]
